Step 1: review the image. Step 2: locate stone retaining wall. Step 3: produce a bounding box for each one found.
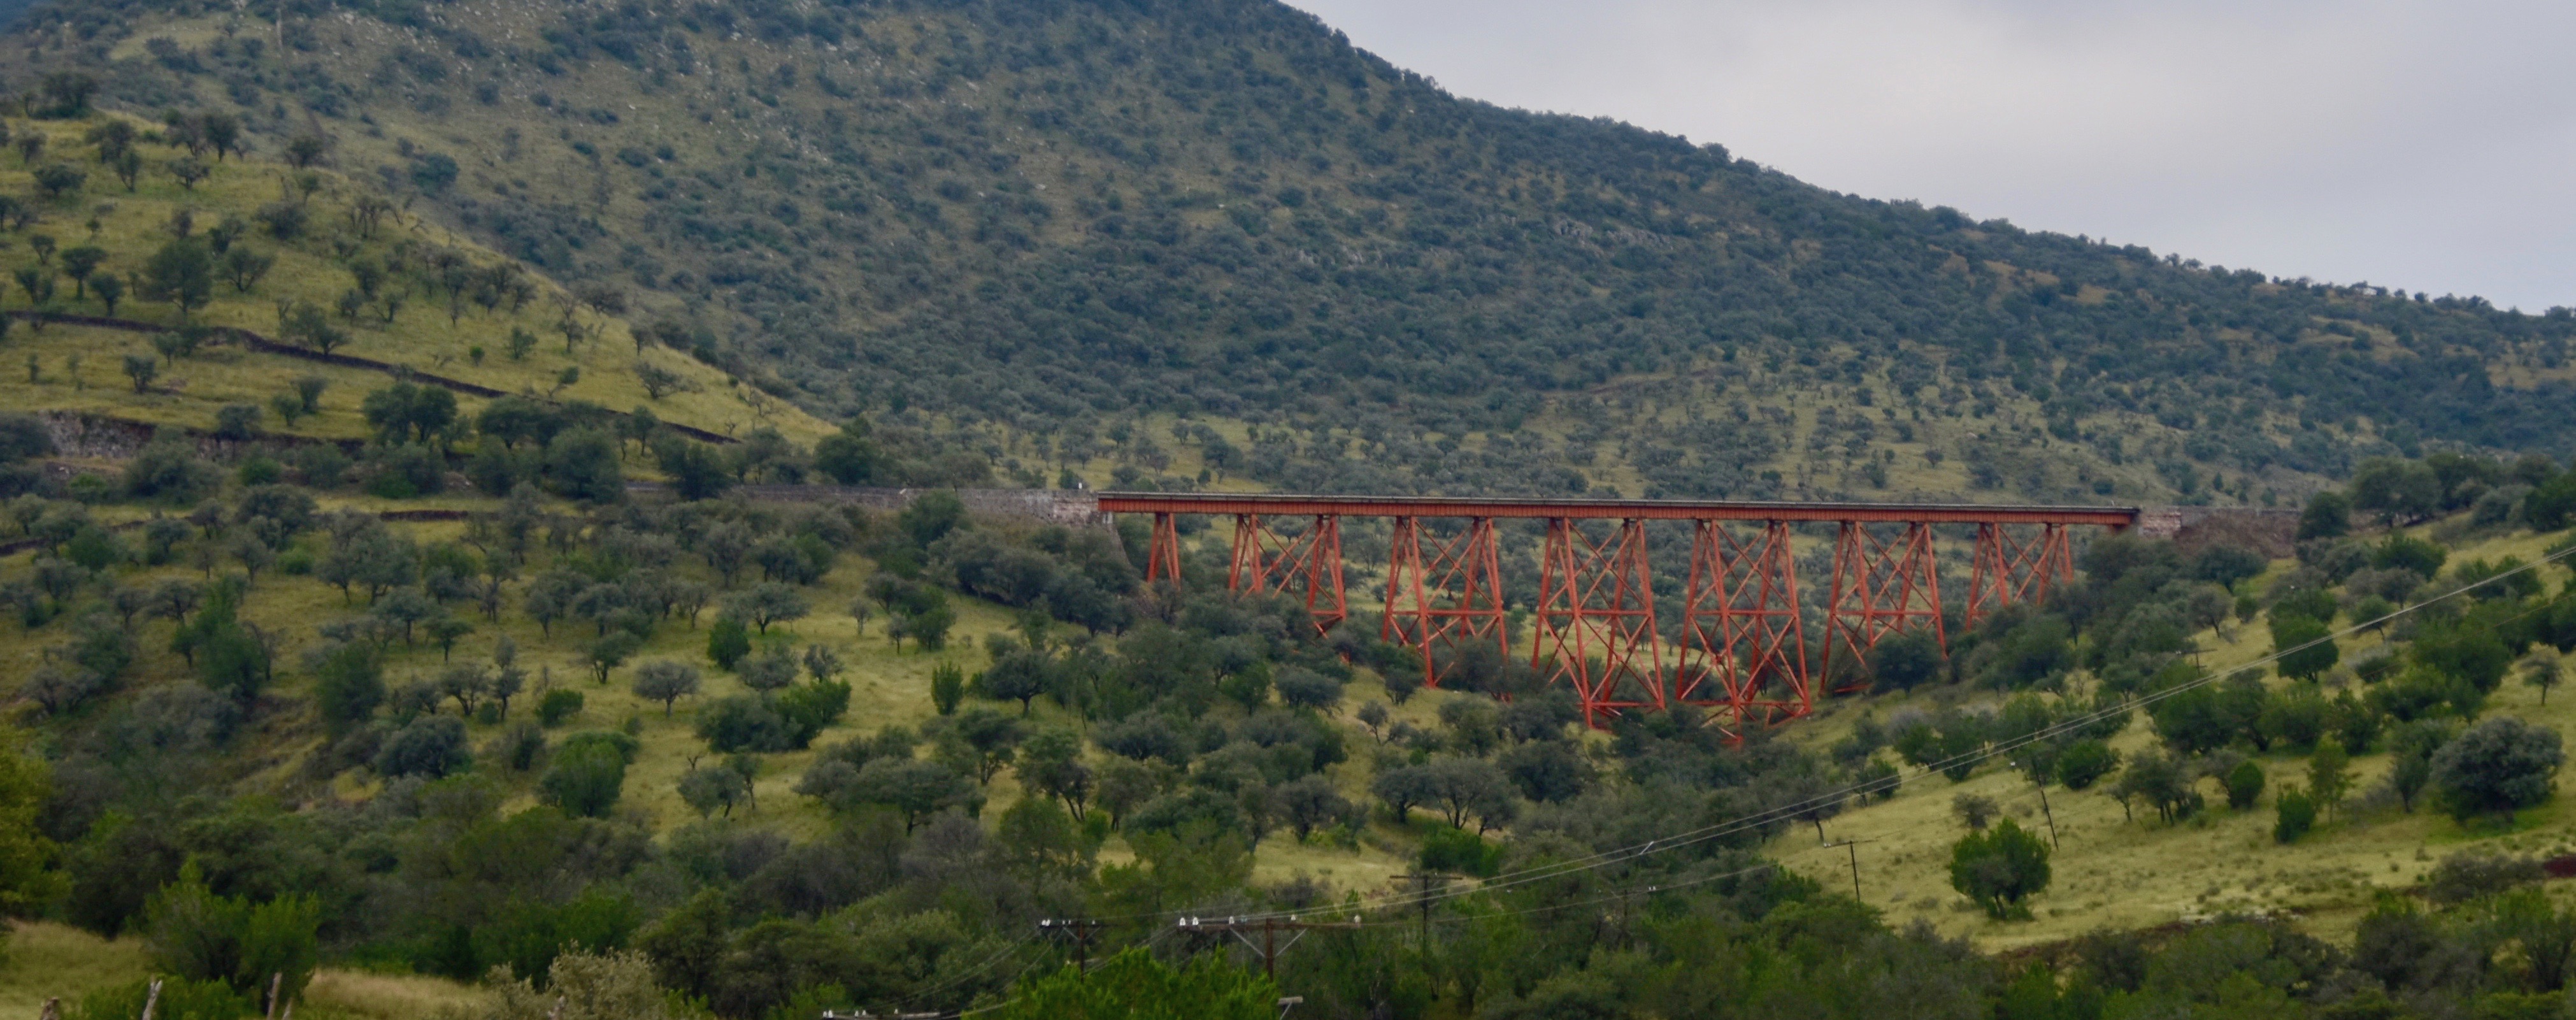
[2138,506,2302,557]
[633,483,1112,528]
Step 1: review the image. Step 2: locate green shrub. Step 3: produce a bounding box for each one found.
[931,661,965,715]
[540,732,634,819]
[68,977,252,1020]
[236,456,282,485]
[537,688,585,728]
[1419,824,1501,877]
[706,617,750,670]
[985,947,1277,1020]
[2053,740,2119,791]
[2274,786,2316,843]
[142,861,320,1005]
[1948,818,2051,919]
[2224,761,2266,810]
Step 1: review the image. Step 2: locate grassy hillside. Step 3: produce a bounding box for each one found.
[6,0,2572,505]
[1771,518,2576,952]
[0,113,830,448]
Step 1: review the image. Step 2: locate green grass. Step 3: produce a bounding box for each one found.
[1767,519,2576,952]
[0,920,492,1020]
[0,115,833,447]
[0,922,148,1019]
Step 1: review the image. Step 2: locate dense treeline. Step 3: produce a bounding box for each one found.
[8,0,2575,503]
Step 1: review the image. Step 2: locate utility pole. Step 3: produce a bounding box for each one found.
[1390,872,1454,951]
[1036,918,1108,975]
[2022,762,2061,849]
[1820,838,1877,902]
[1175,915,1363,982]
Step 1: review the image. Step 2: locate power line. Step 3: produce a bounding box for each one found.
[868,542,2573,1017]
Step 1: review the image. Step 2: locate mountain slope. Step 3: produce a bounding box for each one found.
[0,111,831,453]
[6,0,2572,503]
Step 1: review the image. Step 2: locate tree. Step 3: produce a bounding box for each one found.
[813,417,882,484]
[654,437,733,501]
[2272,614,2339,682]
[2526,649,2565,706]
[1869,629,1946,691]
[941,707,1027,785]
[426,615,476,662]
[931,661,966,714]
[632,661,702,715]
[2109,750,2198,824]
[2054,740,2120,791]
[284,132,328,168]
[2431,717,2564,822]
[801,643,843,683]
[2351,459,2442,524]
[2223,759,2266,810]
[980,649,1054,715]
[376,716,470,778]
[545,428,625,504]
[32,162,84,199]
[92,271,124,315]
[2308,738,2354,822]
[1949,818,2050,919]
[2415,620,2514,693]
[310,643,383,731]
[2525,472,2576,532]
[587,632,642,684]
[909,597,957,650]
[220,247,274,293]
[678,763,752,819]
[986,948,1279,1020]
[1273,775,1352,841]
[705,617,752,670]
[120,353,157,393]
[541,733,634,819]
[2296,490,2352,541]
[634,361,683,400]
[2373,533,2449,580]
[0,726,59,919]
[1275,667,1344,712]
[735,647,799,693]
[2273,785,2316,843]
[849,758,980,831]
[724,583,809,635]
[359,383,458,446]
[696,695,791,754]
[1017,727,1093,819]
[140,236,214,320]
[59,244,104,298]
[39,72,98,116]
[436,663,490,716]
[1950,793,2000,831]
[483,949,682,1020]
[280,302,347,355]
[141,863,320,1003]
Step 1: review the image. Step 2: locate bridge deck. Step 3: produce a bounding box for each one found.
[1095,492,2138,528]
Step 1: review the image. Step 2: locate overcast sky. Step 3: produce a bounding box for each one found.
[1286,0,2575,313]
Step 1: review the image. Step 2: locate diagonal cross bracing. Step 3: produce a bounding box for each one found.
[1821,521,1945,694]
[1098,492,2136,730]
[1533,518,1664,727]
[1227,514,1349,635]
[1677,520,1810,735]
[1966,522,2074,628]
[1382,516,1509,690]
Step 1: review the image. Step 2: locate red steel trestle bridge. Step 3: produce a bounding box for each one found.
[1098,493,2137,731]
